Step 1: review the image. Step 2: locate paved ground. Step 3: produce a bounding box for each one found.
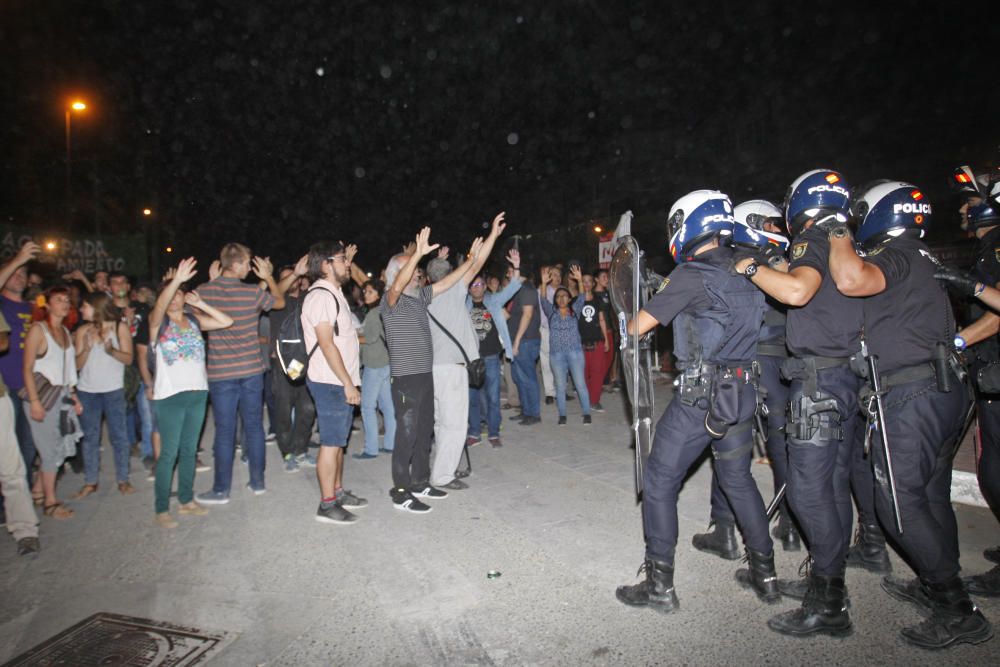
[1,376,999,666]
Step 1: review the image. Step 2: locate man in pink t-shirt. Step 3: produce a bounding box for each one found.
[301,240,366,525]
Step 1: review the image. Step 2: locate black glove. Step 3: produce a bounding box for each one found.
[733,247,762,265]
[934,265,982,297]
[813,213,849,236]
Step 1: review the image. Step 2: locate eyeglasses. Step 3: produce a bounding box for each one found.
[471,281,485,287]
[327,255,346,263]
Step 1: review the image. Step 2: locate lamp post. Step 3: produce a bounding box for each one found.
[65,100,87,228]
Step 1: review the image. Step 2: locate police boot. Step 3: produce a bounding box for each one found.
[767,575,853,638]
[615,559,680,614]
[900,577,993,649]
[845,522,892,574]
[881,575,932,615]
[771,511,801,552]
[735,549,781,603]
[963,565,1000,598]
[691,520,741,560]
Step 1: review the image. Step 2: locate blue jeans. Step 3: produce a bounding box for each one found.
[512,338,541,418]
[136,381,156,459]
[468,353,502,438]
[549,348,591,417]
[361,364,395,455]
[78,388,131,484]
[209,373,266,494]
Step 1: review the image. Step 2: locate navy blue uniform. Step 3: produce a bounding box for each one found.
[783,227,865,578]
[641,247,771,565]
[862,238,969,582]
[970,228,1000,524]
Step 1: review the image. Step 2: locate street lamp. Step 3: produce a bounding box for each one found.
[65,100,87,227]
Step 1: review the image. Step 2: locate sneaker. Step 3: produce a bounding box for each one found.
[246,483,267,496]
[284,455,300,473]
[545,396,555,405]
[178,502,208,516]
[265,432,277,444]
[393,492,432,514]
[508,412,525,421]
[489,437,503,448]
[378,447,394,453]
[16,536,40,557]
[296,452,317,467]
[465,436,482,447]
[412,485,448,499]
[155,513,179,529]
[591,402,605,412]
[316,502,358,524]
[195,490,230,505]
[442,479,469,490]
[338,489,369,509]
[195,458,211,473]
[146,470,156,482]
[583,415,592,425]
[240,452,248,464]
[352,452,378,460]
[558,416,567,425]
[566,394,575,401]
[520,415,541,425]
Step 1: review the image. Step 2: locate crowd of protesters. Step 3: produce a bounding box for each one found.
[0,218,624,551]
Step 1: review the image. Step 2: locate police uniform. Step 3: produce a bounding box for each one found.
[640,246,771,568]
[781,226,865,580]
[969,227,1000,519]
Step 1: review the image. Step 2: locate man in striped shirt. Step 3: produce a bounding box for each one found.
[195,243,303,504]
[381,228,483,514]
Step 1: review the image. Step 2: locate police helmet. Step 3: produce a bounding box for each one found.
[733,200,789,256]
[733,199,784,231]
[784,169,852,237]
[968,197,1000,231]
[852,181,931,248]
[666,190,735,263]
[951,165,987,199]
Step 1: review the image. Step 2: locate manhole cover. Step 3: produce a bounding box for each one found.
[2,612,236,666]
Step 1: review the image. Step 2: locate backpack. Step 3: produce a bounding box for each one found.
[147,313,199,379]
[275,286,339,381]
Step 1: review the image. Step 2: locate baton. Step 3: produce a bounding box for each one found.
[766,483,786,520]
[861,338,904,534]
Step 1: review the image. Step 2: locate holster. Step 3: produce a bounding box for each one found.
[786,392,843,441]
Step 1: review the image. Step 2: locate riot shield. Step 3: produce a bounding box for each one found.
[609,236,654,502]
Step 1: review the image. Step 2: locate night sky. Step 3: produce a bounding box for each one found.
[2,1,998,276]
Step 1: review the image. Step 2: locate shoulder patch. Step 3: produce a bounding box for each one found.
[656,277,670,293]
[866,245,886,257]
[791,242,808,260]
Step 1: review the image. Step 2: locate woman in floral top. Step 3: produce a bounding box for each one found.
[149,258,232,528]
[538,266,592,425]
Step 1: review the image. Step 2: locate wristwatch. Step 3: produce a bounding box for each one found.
[829,225,850,239]
[743,261,759,279]
[954,334,967,351]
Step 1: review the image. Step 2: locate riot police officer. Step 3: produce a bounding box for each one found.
[949,165,1000,597]
[692,200,801,559]
[734,169,862,637]
[826,180,991,649]
[616,190,779,613]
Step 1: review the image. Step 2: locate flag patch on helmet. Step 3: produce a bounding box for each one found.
[791,242,808,260]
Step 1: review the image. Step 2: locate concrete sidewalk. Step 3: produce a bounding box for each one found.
[1,377,998,665]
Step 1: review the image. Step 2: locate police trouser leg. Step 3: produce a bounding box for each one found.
[976,398,1000,521]
[644,387,771,565]
[759,355,791,514]
[708,468,735,524]
[785,368,860,577]
[874,380,968,583]
[849,425,879,527]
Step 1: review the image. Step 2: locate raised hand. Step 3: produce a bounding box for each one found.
[569,265,583,283]
[490,211,507,237]
[343,243,358,265]
[15,241,40,266]
[437,246,450,260]
[208,260,222,281]
[252,256,274,280]
[414,227,439,258]
[467,237,484,262]
[402,240,417,256]
[506,248,520,269]
[62,269,87,281]
[184,290,206,308]
[294,254,309,277]
[173,257,198,284]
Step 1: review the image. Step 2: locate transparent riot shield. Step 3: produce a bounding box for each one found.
[609,236,654,502]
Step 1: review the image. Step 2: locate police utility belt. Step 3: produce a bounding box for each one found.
[779,355,853,441]
[675,361,757,444]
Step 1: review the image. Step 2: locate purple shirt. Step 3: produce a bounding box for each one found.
[0,296,33,391]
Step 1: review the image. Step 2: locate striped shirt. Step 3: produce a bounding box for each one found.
[198,276,275,381]
[381,286,433,377]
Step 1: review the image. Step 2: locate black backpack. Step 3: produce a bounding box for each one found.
[147,313,199,379]
[275,286,339,381]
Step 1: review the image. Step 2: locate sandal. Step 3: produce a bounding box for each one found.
[117,481,136,495]
[43,502,74,520]
[74,484,99,499]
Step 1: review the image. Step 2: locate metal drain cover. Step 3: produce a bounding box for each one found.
[2,612,236,666]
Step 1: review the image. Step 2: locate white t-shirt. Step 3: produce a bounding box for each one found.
[153,316,208,400]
